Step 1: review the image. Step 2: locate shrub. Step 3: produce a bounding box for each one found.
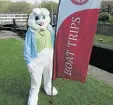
[98,12,112,23]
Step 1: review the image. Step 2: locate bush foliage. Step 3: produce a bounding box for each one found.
[99,12,112,23]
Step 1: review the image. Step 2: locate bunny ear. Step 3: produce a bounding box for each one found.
[32,8,42,16]
[28,8,41,20]
[41,8,50,16]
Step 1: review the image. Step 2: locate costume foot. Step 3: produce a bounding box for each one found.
[44,87,58,96]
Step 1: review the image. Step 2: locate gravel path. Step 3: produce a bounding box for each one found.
[88,65,113,87]
[0,30,19,39]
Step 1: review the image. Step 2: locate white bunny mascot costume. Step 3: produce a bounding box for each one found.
[24,8,58,105]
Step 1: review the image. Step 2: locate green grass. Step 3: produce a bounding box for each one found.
[94,34,113,45]
[0,38,113,105]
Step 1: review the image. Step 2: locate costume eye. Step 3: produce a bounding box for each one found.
[35,16,39,20]
[43,15,45,19]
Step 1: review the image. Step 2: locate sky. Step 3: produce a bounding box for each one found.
[10,0,113,4]
[10,0,59,4]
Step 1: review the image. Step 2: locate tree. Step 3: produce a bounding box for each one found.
[99,12,112,23]
[0,1,11,13]
[4,1,32,14]
[40,1,58,14]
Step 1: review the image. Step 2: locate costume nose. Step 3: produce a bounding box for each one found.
[40,22,44,26]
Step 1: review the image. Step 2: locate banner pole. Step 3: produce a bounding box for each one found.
[50,0,61,104]
[50,0,54,103]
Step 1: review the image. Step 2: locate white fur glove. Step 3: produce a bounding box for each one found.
[27,61,37,72]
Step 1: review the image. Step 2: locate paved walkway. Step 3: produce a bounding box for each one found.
[0,30,20,39]
[0,30,113,87]
[88,65,113,87]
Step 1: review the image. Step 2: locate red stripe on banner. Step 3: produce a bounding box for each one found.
[53,9,100,83]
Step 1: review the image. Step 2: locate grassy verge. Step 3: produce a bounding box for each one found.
[94,34,113,45]
[0,39,113,105]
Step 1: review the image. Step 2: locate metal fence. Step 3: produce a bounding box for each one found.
[96,24,113,36]
[0,14,113,37]
[0,14,28,25]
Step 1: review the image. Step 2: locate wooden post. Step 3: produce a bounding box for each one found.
[13,18,16,32]
[27,14,29,30]
[108,4,111,14]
